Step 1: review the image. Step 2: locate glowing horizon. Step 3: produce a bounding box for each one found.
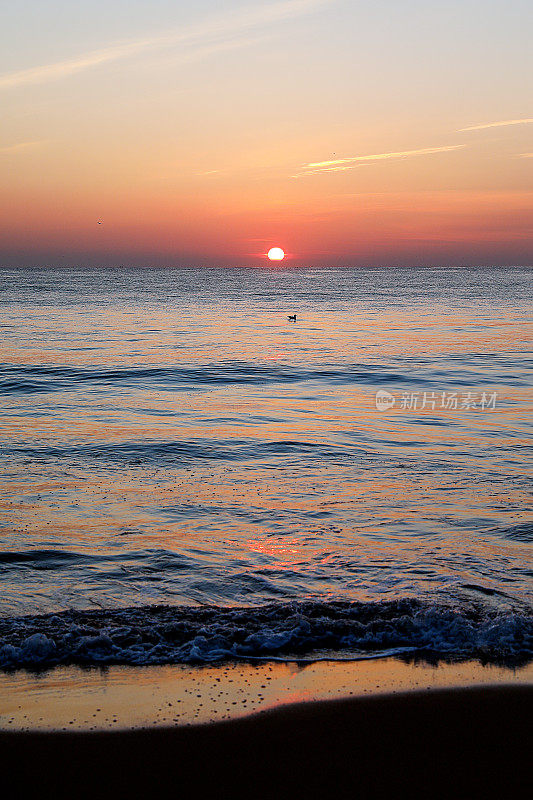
[1,0,532,267]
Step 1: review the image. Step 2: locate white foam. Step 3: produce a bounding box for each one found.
[0,599,531,670]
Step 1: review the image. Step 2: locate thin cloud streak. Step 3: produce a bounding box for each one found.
[294,144,466,176]
[292,164,371,178]
[307,145,466,168]
[0,141,44,155]
[0,0,332,89]
[459,118,533,132]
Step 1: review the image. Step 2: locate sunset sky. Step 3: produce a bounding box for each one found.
[1,0,532,266]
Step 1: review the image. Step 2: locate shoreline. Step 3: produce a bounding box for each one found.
[2,656,531,797]
[2,655,532,731]
[2,684,531,799]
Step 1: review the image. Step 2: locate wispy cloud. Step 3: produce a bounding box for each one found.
[293,144,466,177]
[459,118,533,132]
[518,152,533,158]
[0,141,44,155]
[308,145,466,168]
[0,0,331,90]
[292,163,371,178]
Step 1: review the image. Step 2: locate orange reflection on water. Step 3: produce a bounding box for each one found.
[1,282,532,613]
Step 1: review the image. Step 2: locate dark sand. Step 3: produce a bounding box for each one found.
[2,684,531,799]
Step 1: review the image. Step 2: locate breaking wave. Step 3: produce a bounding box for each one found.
[0,598,531,671]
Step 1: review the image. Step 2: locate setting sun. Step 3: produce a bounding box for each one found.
[267,247,285,261]
[0,3,532,794]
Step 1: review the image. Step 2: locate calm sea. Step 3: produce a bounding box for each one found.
[0,266,532,668]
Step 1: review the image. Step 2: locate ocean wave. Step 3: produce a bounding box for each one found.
[0,599,531,671]
[494,523,533,543]
[0,361,467,395]
[5,438,364,466]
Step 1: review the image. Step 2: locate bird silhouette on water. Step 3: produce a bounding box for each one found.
[288,314,297,321]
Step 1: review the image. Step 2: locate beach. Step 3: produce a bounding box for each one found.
[2,655,532,730]
[1,266,531,797]
[3,683,531,799]
[2,657,532,798]
[2,0,533,793]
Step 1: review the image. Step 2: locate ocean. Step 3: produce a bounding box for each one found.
[0,265,532,669]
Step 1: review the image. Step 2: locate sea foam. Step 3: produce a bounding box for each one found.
[0,598,531,670]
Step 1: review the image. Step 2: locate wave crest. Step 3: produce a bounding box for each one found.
[0,599,531,670]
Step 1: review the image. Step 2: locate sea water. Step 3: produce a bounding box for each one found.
[0,266,531,668]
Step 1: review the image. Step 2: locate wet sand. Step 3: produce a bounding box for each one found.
[2,684,531,799]
[2,656,532,730]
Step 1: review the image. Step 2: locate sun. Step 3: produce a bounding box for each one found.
[267,247,285,261]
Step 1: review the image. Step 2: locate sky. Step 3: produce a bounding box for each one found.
[1,0,532,266]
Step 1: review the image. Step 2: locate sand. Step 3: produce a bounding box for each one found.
[2,656,532,730]
[2,684,531,799]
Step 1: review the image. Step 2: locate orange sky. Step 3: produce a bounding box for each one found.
[1,0,532,266]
